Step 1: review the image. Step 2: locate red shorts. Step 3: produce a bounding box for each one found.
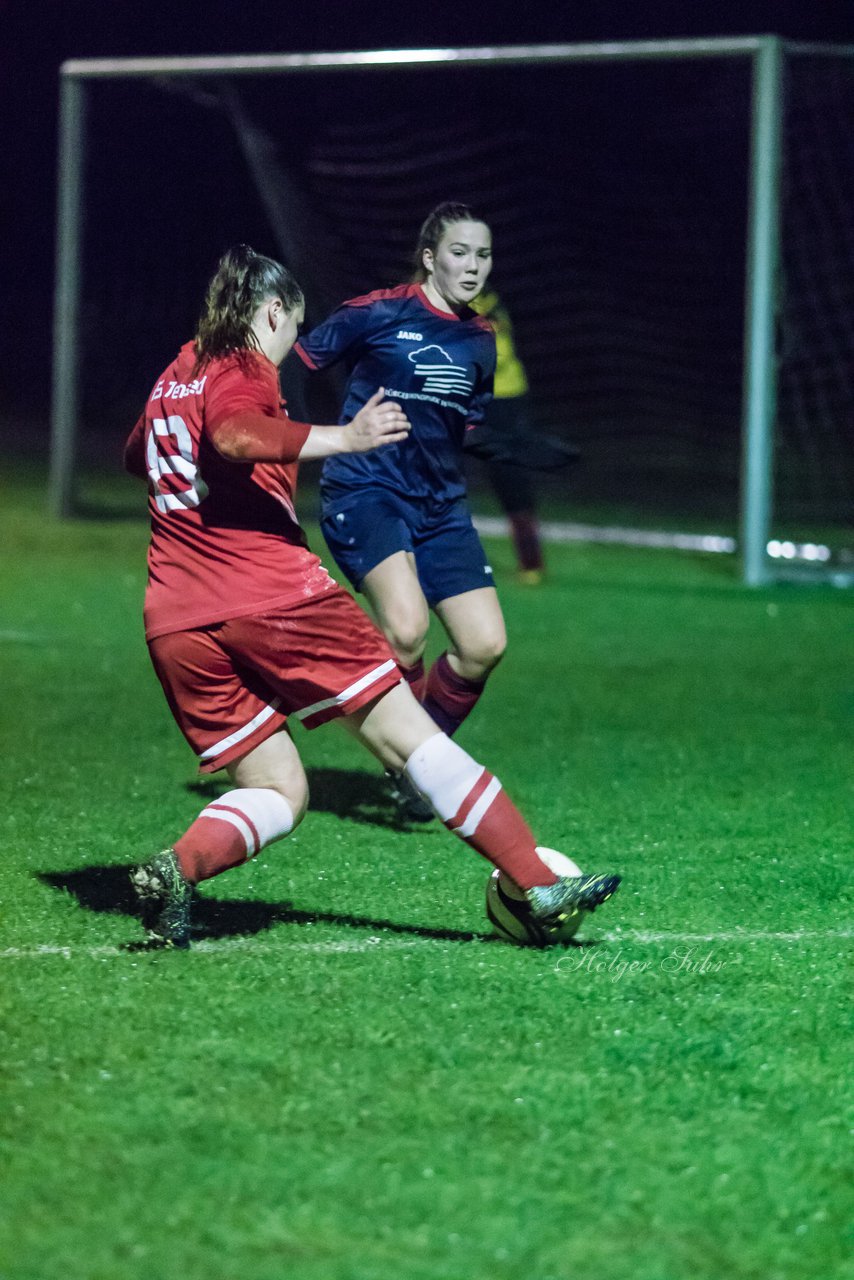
[148,587,401,773]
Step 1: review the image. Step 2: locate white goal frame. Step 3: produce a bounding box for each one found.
[50,37,854,585]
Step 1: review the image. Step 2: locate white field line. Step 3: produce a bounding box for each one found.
[473,515,847,567]
[0,936,424,961]
[605,929,854,943]
[473,514,737,555]
[0,927,851,960]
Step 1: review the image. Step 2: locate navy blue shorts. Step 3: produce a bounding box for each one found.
[319,486,494,606]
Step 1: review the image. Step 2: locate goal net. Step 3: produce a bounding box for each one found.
[52,41,854,583]
[775,52,854,574]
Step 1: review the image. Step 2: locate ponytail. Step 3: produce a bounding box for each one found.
[194,245,304,366]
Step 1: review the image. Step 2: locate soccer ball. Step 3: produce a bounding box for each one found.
[485,848,587,948]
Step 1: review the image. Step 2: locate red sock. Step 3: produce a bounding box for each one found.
[173,789,295,883]
[444,769,557,889]
[422,652,486,737]
[404,734,558,890]
[400,657,426,701]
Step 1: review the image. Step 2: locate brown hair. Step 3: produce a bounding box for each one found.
[194,245,304,366]
[410,201,490,282]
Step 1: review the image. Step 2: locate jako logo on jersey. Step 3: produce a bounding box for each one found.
[408,344,473,398]
[397,330,423,341]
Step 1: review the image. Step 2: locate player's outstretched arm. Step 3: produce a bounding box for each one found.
[207,389,409,464]
[298,389,410,460]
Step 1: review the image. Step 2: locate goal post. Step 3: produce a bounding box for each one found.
[50,38,854,586]
[740,36,783,588]
[50,72,87,522]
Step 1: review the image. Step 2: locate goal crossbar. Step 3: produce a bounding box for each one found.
[59,39,770,80]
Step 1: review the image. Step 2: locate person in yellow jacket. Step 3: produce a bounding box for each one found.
[470,289,546,583]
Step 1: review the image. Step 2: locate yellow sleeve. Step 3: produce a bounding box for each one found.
[472,292,529,399]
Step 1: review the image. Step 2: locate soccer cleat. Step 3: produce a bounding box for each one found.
[129,848,193,949]
[526,872,621,924]
[487,867,621,948]
[384,769,435,823]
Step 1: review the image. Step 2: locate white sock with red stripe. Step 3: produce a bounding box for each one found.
[173,788,296,884]
[403,733,559,891]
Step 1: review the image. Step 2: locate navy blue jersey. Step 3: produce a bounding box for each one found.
[295,283,496,501]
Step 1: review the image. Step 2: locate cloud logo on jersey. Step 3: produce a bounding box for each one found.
[408,345,473,399]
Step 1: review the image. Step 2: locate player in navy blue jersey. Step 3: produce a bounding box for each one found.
[295,203,504,818]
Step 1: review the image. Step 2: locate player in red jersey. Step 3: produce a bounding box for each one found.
[126,245,620,949]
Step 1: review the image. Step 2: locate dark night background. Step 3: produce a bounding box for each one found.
[1,0,852,525]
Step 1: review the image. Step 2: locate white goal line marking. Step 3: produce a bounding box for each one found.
[474,514,737,554]
[0,926,851,961]
[472,515,840,565]
[605,928,854,943]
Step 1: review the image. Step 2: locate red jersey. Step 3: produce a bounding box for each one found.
[125,342,333,641]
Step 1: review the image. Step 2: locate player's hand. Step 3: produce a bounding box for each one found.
[344,388,411,453]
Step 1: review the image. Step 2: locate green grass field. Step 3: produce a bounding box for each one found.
[1,462,852,1280]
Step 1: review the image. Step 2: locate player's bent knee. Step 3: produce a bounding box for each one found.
[228,768,309,828]
[383,618,429,667]
[346,680,437,773]
[273,778,309,827]
[460,635,506,677]
[227,728,310,825]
